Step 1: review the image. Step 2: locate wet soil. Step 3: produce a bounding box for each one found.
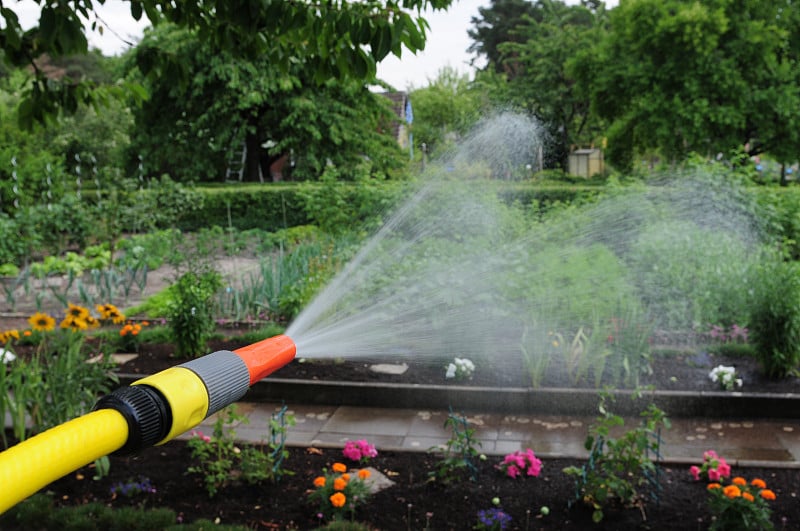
[5,442,799,530]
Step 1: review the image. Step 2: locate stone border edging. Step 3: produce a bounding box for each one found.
[117,374,800,419]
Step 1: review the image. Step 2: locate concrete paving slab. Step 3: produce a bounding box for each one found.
[321,406,416,437]
[195,401,800,468]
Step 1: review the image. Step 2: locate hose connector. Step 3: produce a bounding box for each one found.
[93,385,171,455]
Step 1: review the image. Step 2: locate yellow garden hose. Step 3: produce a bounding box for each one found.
[0,334,297,514]
[0,409,128,514]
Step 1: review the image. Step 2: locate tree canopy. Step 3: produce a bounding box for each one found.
[1,0,452,126]
[127,24,406,182]
[572,0,800,171]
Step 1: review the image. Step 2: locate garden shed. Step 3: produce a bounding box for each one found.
[568,148,604,178]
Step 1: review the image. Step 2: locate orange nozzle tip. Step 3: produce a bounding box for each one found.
[233,335,297,385]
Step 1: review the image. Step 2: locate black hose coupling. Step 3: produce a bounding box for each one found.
[93,385,172,455]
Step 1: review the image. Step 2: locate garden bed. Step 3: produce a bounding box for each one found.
[114,338,800,419]
[4,442,800,530]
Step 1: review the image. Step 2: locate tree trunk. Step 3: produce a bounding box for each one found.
[243,133,264,182]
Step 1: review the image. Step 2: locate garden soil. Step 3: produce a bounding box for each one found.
[3,441,799,530]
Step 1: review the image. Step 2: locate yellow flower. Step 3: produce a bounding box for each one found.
[84,315,100,329]
[313,476,326,488]
[332,462,347,473]
[66,303,90,320]
[60,316,88,331]
[329,492,346,508]
[333,477,347,491]
[28,312,56,332]
[7,330,19,340]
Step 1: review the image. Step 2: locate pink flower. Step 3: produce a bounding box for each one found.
[708,468,721,481]
[689,465,700,481]
[342,439,377,462]
[500,448,542,478]
[717,459,731,478]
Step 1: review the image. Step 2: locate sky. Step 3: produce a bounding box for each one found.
[12,0,616,90]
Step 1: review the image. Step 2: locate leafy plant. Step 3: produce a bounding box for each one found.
[187,404,293,497]
[748,259,800,378]
[308,462,372,523]
[707,477,777,531]
[564,390,670,523]
[167,269,222,358]
[429,410,482,484]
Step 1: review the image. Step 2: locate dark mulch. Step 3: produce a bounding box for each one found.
[5,443,799,530]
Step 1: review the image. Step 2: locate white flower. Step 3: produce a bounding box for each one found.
[709,365,741,391]
[0,349,15,364]
[445,357,475,380]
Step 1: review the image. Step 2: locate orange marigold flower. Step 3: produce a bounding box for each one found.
[341,473,351,482]
[707,483,722,490]
[751,478,767,489]
[723,485,742,498]
[332,462,347,473]
[329,492,346,508]
[761,489,777,501]
[333,477,347,491]
[358,469,371,480]
[742,492,755,502]
[313,476,326,488]
[28,312,55,332]
[732,477,747,486]
[23,330,31,337]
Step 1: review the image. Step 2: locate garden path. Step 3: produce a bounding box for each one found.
[183,401,800,469]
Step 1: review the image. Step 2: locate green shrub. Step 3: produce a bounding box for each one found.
[167,270,223,358]
[749,259,800,378]
[0,495,177,531]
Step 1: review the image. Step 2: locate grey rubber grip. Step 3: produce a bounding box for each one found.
[178,350,250,417]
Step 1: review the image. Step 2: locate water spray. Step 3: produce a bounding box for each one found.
[0,334,296,514]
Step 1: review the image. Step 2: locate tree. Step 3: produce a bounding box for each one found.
[467,0,539,75]
[1,0,453,127]
[576,0,800,172]
[408,67,487,157]
[483,0,607,170]
[127,24,405,182]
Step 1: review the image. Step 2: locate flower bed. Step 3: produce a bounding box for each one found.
[4,442,799,530]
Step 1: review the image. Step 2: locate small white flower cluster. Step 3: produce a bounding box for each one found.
[709,364,742,391]
[445,357,475,380]
[0,348,15,364]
